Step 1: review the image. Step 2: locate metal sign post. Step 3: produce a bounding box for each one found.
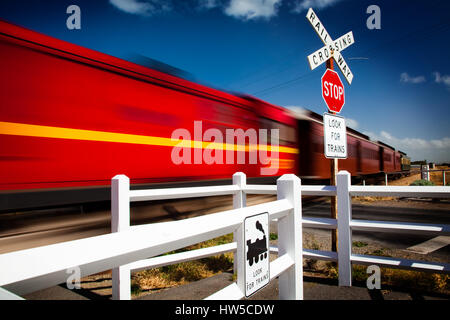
[306,7,355,253]
[327,59,339,253]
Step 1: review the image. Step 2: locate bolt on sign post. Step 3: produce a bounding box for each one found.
[306,7,355,252]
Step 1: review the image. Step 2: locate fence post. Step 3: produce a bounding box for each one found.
[232,172,246,275]
[443,171,446,186]
[277,174,303,300]
[385,173,388,186]
[235,212,246,297]
[337,171,352,287]
[111,175,131,300]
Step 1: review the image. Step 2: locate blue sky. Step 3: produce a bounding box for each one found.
[0,0,449,162]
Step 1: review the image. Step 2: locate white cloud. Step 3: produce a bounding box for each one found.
[433,72,450,88]
[400,72,426,84]
[363,130,450,163]
[345,118,359,130]
[292,0,342,13]
[285,105,306,111]
[198,0,220,9]
[109,0,171,16]
[224,0,281,20]
[430,137,450,149]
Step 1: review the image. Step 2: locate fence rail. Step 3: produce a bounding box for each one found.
[0,171,449,300]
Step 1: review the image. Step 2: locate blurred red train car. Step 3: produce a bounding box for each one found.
[0,20,298,211]
[0,21,406,212]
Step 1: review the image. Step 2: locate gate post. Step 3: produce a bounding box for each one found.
[232,172,246,275]
[276,174,303,300]
[111,175,131,300]
[337,171,352,286]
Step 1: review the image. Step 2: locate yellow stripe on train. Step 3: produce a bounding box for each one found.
[0,121,299,154]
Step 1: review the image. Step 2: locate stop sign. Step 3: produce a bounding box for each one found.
[322,69,345,113]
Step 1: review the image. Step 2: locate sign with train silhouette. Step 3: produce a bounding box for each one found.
[244,212,270,297]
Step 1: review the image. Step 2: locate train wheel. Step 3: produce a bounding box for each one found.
[255,255,259,263]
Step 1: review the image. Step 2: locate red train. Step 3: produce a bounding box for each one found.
[0,21,407,212]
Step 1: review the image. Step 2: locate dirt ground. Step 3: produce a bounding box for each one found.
[353,168,449,204]
[387,166,449,187]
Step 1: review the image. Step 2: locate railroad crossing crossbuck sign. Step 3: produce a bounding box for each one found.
[306,8,355,85]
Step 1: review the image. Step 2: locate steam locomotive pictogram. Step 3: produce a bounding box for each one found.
[246,220,268,266]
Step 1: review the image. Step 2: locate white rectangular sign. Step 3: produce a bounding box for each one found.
[244,212,270,297]
[323,113,347,159]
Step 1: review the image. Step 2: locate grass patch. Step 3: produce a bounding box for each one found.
[366,248,391,257]
[352,241,368,248]
[131,233,234,295]
[353,196,396,202]
[409,179,435,186]
[323,248,449,295]
[270,233,278,240]
[351,265,450,295]
[325,262,338,279]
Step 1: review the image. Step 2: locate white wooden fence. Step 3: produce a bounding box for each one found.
[0,173,304,300]
[110,172,303,300]
[0,171,449,300]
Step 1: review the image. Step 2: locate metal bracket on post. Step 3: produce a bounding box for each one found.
[337,171,352,286]
[232,172,246,275]
[276,174,303,300]
[111,174,131,300]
